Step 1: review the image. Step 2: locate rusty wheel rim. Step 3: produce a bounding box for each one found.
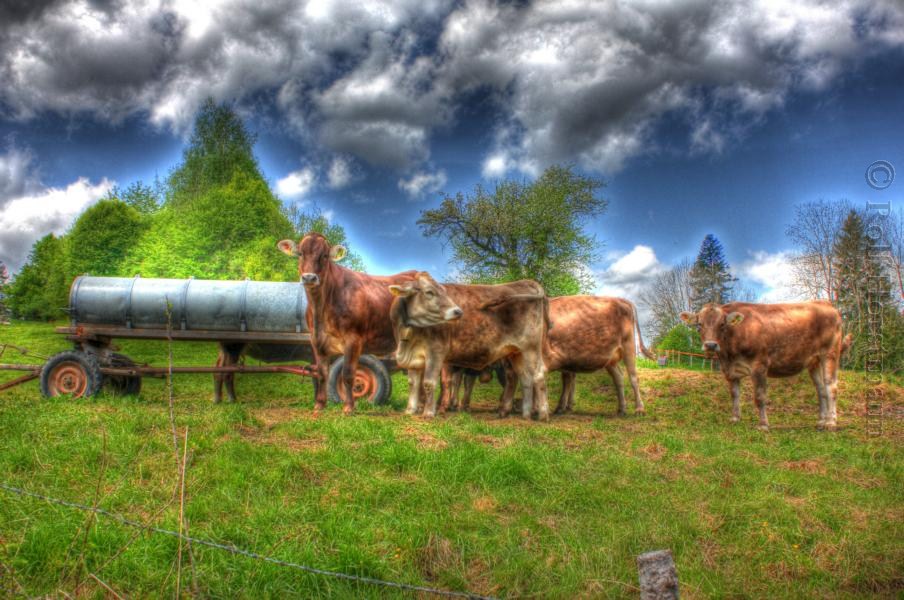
[48,361,89,397]
[339,368,377,402]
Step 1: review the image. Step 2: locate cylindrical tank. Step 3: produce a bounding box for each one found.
[69,276,309,333]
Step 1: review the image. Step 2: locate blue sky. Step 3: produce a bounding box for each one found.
[1,0,903,306]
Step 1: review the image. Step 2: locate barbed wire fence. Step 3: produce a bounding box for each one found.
[0,482,497,599]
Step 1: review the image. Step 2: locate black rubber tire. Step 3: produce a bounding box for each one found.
[327,354,392,406]
[105,353,142,396]
[40,351,103,398]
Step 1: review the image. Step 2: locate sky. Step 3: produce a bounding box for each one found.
[1,0,903,308]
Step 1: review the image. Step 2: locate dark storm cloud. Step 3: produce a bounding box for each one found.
[0,0,902,178]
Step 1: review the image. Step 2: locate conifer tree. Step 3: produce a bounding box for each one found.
[689,234,736,310]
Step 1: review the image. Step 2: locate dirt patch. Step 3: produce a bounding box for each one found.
[640,443,667,461]
[780,459,827,475]
[472,495,497,512]
[235,423,325,452]
[472,434,512,448]
[417,534,462,581]
[400,424,448,450]
[252,407,302,428]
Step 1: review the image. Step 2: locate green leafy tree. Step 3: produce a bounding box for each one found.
[418,165,606,296]
[67,200,146,276]
[657,322,702,354]
[123,170,296,280]
[6,235,70,321]
[689,234,736,310]
[105,181,160,214]
[167,98,263,205]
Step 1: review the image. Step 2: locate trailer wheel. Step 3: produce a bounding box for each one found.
[327,354,392,406]
[105,353,142,396]
[40,351,103,398]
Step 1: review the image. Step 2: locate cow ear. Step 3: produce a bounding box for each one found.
[679,311,697,325]
[277,239,298,256]
[330,245,347,262]
[389,284,414,297]
[727,312,745,326]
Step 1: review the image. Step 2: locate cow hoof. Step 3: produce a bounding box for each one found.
[538,411,550,422]
[342,406,354,416]
[730,416,740,424]
[635,409,646,416]
[757,424,770,432]
[616,410,627,418]
[405,408,417,416]
[498,411,510,418]
[823,422,838,431]
[423,411,436,419]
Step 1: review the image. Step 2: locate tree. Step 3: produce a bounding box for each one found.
[639,258,694,344]
[418,165,607,296]
[167,98,263,205]
[105,181,160,214]
[5,235,70,321]
[67,199,146,277]
[786,199,851,301]
[834,209,893,368]
[689,234,736,310]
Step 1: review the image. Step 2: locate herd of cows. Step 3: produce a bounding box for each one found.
[220,232,852,432]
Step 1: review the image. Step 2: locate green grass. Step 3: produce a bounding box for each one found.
[0,320,902,598]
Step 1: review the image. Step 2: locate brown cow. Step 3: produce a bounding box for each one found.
[680,301,845,431]
[213,343,313,403]
[278,233,417,414]
[389,272,551,420]
[546,295,656,415]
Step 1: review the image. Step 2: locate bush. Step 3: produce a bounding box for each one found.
[656,323,702,354]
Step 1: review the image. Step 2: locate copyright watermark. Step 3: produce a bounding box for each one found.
[865,160,895,190]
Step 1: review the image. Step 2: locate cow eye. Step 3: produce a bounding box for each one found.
[425,290,435,298]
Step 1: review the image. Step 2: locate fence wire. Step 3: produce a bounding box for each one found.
[0,483,498,600]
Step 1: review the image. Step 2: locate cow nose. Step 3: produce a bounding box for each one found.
[446,307,463,320]
[703,341,719,352]
[301,273,320,286]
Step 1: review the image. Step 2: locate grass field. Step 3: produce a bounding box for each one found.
[0,320,902,599]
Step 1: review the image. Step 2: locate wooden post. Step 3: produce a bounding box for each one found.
[637,549,679,599]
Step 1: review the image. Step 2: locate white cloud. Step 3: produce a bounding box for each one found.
[481,153,509,179]
[0,177,114,272]
[398,169,447,199]
[738,250,801,303]
[327,157,353,189]
[276,167,316,198]
[596,245,666,298]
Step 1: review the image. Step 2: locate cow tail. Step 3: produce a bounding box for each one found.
[632,302,655,359]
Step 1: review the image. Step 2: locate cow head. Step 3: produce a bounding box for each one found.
[679,304,745,353]
[388,272,463,327]
[277,233,346,287]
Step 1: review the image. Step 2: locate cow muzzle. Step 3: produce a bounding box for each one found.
[703,341,720,352]
[301,273,320,286]
[444,307,463,321]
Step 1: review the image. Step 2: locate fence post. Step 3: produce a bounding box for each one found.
[637,549,679,599]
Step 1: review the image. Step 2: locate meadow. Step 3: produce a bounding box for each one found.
[0,320,901,599]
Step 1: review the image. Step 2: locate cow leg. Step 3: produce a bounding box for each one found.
[405,369,423,415]
[527,352,549,421]
[728,378,741,423]
[606,365,627,416]
[622,351,644,415]
[422,360,444,418]
[461,373,476,412]
[439,366,455,414]
[340,342,364,415]
[214,347,225,404]
[752,370,770,431]
[810,359,836,430]
[554,372,574,414]
[823,355,839,430]
[499,362,518,417]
